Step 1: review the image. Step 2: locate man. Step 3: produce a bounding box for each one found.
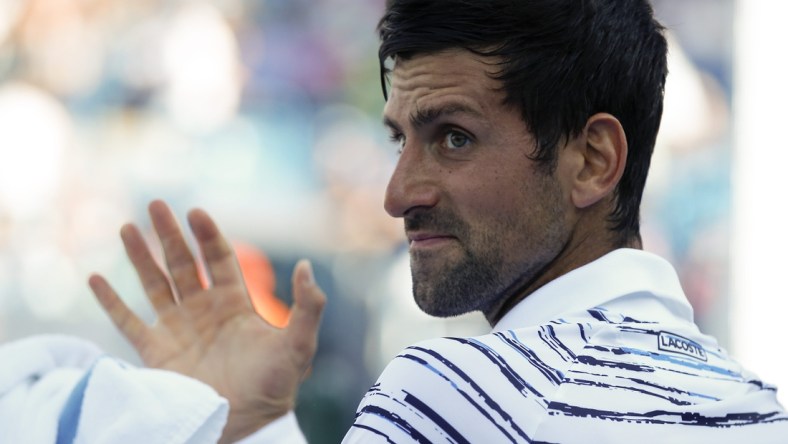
[86,0,786,442]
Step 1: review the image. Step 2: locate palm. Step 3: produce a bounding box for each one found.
[145,298,296,411]
[89,201,325,442]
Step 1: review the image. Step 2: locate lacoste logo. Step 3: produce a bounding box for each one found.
[658,331,707,361]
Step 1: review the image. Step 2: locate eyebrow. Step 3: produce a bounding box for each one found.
[383,103,484,132]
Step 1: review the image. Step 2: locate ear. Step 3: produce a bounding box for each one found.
[567,113,628,209]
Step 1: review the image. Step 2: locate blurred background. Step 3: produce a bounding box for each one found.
[0,0,784,442]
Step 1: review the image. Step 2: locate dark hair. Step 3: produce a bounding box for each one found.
[377,0,668,245]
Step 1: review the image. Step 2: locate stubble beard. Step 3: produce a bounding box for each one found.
[410,239,505,317]
[406,208,528,318]
[406,177,566,319]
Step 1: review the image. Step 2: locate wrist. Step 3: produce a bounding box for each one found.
[218,404,291,444]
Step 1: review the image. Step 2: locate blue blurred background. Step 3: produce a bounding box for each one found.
[0,0,737,442]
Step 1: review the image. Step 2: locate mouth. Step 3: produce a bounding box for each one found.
[407,232,457,250]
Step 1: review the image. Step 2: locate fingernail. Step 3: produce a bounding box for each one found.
[302,260,314,284]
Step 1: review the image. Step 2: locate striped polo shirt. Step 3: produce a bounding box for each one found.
[341,248,788,443]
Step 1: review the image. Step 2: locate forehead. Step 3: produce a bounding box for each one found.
[384,49,505,120]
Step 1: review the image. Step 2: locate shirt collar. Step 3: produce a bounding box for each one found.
[492,248,692,332]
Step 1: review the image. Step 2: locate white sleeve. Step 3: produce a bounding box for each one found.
[234,411,307,444]
[0,335,229,444]
[73,358,229,444]
[0,335,103,443]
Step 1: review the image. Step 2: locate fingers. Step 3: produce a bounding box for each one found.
[89,274,150,350]
[121,223,177,310]
[287,260,326,359]
[187,208,245,289]
[149,200,203,299]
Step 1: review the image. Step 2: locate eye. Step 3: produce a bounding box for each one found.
[443,130,470,150]
[388,131,406,154]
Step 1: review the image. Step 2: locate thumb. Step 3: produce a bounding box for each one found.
[286,260,326,361]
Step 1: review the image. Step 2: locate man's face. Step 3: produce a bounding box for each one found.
[382,49,573,319]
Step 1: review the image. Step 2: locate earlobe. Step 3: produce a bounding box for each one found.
[570,113,628,209]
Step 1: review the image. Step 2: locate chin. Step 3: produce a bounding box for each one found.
[413,287,476,318]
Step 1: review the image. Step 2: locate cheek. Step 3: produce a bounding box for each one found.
[458,169,566,240]
[452,175,526,228]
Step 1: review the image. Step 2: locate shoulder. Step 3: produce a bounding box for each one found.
[537,312,788,438]
[346,327,587,443]
[375,324,590,395]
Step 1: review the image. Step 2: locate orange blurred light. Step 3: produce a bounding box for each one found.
[234,243,290,328]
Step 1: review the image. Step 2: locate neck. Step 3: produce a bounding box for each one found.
[483,229,640,326]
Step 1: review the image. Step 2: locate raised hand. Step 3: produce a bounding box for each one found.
[88,200,326,443]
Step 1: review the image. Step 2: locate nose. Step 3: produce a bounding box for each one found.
[384,143,440,218]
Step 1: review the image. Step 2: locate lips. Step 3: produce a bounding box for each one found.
[407,232,456,249]
[404,209,464,249]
